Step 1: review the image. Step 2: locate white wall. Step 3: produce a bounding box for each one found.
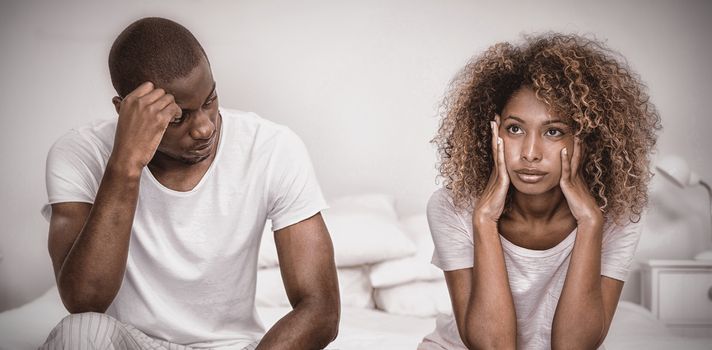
[1,0,710,310]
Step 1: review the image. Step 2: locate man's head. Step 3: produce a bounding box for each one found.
[110,17,220,166]
[109,17,207,97]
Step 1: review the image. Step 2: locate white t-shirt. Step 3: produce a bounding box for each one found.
[419,188,641,350]
[42,108,328,349]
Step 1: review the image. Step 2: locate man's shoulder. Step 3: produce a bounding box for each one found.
[220,107,300,147]
[50,118,116,158]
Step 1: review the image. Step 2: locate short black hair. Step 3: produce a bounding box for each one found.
[108,17,208,97]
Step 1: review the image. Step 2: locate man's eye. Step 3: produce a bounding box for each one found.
[170,111,188,124]
[204,97,216,107]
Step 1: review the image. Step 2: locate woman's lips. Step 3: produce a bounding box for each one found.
[514,169,547,183]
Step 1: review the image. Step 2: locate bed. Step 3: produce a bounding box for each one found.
[1,194,710,349]
[0,286,710,350]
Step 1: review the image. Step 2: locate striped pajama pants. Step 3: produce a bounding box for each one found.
[39,312,259,350]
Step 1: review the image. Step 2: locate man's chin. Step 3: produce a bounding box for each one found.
[179,154,210,165]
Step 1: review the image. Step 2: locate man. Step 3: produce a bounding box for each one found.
[40,17,340,350]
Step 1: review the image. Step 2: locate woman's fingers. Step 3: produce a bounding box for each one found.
[560,147,571,186]
[570,137,582,179]
[497,136,507,182]
[490,121,498,166]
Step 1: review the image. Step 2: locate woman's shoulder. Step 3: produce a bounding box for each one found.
[427,188,456,212]
[601,216,643,242]
[427,188,473,228]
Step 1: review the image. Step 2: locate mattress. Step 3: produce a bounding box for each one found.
[1,287,710,350]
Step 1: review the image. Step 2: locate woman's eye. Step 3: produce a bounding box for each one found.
[507,125,523,134]
[546,129,563,137]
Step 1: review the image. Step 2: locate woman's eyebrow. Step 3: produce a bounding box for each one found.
[504,115,526,123]
[542,119,567,126]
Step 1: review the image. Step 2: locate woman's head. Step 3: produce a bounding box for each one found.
[433,33,661,223]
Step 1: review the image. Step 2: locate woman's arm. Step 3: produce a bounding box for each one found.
[444,220,517,350]
[551,222,623,349]
[443,119,516,349]
[552,139,624,348]
[467,220,517,349]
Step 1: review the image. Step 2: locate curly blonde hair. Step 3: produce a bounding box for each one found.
[433,33,661,223]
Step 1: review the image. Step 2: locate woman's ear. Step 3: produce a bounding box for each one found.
[111,96,122,114]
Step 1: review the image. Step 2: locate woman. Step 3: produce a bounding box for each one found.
[419,33,661,349]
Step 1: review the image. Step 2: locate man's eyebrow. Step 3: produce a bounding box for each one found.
[204,82,217,103]
[176,82,216,110]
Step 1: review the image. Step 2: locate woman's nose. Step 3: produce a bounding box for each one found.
[521,134,542,162]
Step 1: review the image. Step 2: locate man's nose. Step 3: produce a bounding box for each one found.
[190,110,215,140]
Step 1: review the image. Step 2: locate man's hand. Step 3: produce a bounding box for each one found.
[110,81,181,174]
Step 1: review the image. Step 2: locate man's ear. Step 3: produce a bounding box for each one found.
[111,96,122,114]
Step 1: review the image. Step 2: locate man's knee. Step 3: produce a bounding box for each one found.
[58,312,117,331]
[44,312,124,348]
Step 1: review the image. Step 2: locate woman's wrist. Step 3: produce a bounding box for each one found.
[472,215,500,237]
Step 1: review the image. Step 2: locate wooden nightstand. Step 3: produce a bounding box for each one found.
[641,259,712,337]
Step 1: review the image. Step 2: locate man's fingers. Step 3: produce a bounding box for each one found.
[138,87,168,105]
[159,103,182,124]
[154,93,176,112]
[125,81,155,99]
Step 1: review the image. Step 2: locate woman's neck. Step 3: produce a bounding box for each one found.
[508,187,571,224]
[499,187,577,250]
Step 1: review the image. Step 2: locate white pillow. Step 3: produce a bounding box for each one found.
[256,267,375,309]
[259,194,416,268]
[325,212,416,267]
[373,280,452,318]
[369,215,443,288]
[326,193,398,220]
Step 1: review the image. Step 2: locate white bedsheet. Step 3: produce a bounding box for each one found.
[1,287,710,350]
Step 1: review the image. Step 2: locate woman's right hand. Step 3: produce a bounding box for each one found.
[473,116,510,226]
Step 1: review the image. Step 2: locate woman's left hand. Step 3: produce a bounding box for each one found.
[560,137,603,228]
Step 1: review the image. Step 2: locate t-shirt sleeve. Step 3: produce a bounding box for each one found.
[600,219,642,282]
[42,132,103,221]
[428,189,475,271]
[266,128,328,231]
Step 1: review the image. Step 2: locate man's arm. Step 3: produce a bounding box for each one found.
[257,213,340,350]
[48,167,140,313]
[47,82,180,313]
